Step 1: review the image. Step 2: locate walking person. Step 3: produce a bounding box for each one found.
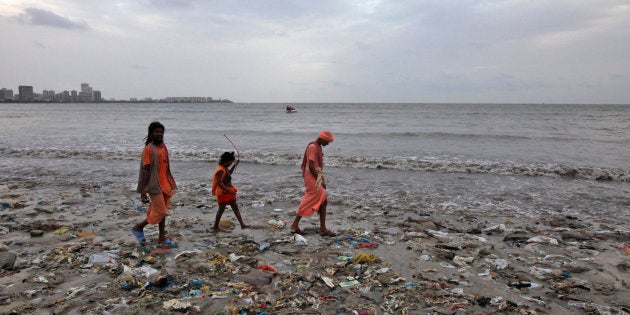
[211,151,250,232]
[290,130,337,237]
[131,121,178,247]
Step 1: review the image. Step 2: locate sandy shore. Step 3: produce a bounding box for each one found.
[1,176,629,315]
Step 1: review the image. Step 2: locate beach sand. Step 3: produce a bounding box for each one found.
[1,175,629,315]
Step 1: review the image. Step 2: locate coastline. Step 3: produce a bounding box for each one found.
[1,161,629,314]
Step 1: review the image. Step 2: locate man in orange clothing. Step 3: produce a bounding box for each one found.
[290,130,336,237]
[131,121,178,247]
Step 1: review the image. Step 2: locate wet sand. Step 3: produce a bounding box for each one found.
[1,176,629,315]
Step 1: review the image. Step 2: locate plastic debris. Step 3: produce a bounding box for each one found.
[82,252,119,268]
[485,258,509,270]
[339,280,360,287]
[2,180,627,315]
[258,264,278,274]
[526,235,559,245]
[267,219,287,228]
[293,234,308,245]
[258,242,271,252]
[76,231,96,237]
[483,224,506,234]
[163,299,192,311]
[228,253,245,262]
[321,276,335,288]
[53,227,69,235]
[351,252,378,263]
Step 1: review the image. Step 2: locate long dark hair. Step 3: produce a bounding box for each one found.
[219,151,236,164]
[144,121,165,145]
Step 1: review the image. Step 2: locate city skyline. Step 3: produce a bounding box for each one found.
[0,82,102,102]
[1,2,629,104]
[0,82,232,103]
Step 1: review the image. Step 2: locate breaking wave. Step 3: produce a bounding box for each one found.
[1,147,628,182]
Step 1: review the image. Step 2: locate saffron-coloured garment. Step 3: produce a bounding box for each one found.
[217,187,238,204]
[212,165,237,204]
[297,142,327,217]
[146,192,171,224]
[138,143,176,225]
[142,144,174,197]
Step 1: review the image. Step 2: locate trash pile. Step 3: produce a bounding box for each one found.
[1,182,629,314]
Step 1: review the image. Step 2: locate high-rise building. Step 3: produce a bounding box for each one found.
[42,90,55,102]
[80,83,93,102]
[18,86,34,102]
[93,91,102,102]
[56,90,71,102]
[0,88,13,100]
[71,90,78,102]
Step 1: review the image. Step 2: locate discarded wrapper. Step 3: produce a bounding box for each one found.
[321,276,335,288]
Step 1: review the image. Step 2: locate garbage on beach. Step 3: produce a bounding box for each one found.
[267,219,287,228]
[53,227,69,235]
[82,252,119,268]
[351,252,378,263]
[163,299,192,311]
[321,276,335,288]
[228,253,245,262]
[526,235,559,245]
[76,231,96,237]
[3,178,628,315]
[257,264,278,274]
[293,234,308,245]
[485,258,509,270]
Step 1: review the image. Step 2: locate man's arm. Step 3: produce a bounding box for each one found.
[139,164,150,203]
[308,160,318,178]
[139,165,150,191]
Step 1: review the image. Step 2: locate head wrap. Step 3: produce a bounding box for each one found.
[318,130,334,142]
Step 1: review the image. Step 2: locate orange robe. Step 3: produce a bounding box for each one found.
[212,165,237,204]
[142,144,174,224]
[297,142,327,217]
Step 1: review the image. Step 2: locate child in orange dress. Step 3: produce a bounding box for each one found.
[211,152,250,232]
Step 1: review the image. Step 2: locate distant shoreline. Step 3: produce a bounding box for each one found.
[0,99,234,104]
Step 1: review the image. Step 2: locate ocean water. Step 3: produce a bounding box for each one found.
[1,103,629,221]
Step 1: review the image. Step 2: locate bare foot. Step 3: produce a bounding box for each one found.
[240,224,251,229]
[212,227,224,234]
[290,228,306,235]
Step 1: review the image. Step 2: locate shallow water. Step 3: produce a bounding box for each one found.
[2,156,629,222]
[1,103,629,222]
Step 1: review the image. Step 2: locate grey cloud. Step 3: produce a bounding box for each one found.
[146,0,195,8]
[393,1,608,47]
[33,41,47,49]
[16,8,88,30]
[609,73,626,80]
[128,64,149,70]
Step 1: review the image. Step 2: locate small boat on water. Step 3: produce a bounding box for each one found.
[285,105,297,113]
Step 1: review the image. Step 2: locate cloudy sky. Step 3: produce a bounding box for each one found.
[1,1,629,103]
